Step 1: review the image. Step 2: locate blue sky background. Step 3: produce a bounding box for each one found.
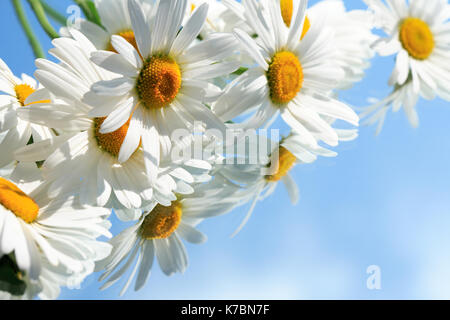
[1,0,450,300]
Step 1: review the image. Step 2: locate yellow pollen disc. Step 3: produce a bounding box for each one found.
[14,84,34,106]
[107,30,139,53]
[190,4,196,13]
[140,202,183,240]
[267,51,303,105]
[94,117,133,157]
[14,84,49,107]
[265,146,297,182]
[399,17,434,60]
[0,178,39,223]
[280,0,310,40]
[136,56,182,110]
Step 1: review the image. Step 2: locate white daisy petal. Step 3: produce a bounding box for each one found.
[171,3,209,56]
[91,50,139,77]
[233,28,269,70]
[127,0,152,59]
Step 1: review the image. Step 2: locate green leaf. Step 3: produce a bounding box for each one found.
[0,255,27,297]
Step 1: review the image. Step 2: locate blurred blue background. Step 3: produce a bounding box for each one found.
[1,0,450,300]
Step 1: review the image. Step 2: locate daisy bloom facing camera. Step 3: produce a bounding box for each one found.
[87,0,239,181]
[213,0,359,150]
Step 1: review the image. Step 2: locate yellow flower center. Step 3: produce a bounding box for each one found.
[14,84,50,107]
[107,30,139,53]
[14,84,35,106]
[140,202,183,240]
[93,117,134,157]
[280,0,310,40]
[399,17,434,60]
[0,178,39,223]
[265,146,297,182]
[136,56,182,110]
[267,51,303,105]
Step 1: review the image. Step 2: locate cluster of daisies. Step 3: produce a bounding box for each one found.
[0,0,449,299]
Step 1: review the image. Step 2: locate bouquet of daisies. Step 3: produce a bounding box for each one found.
[0,0,449,299]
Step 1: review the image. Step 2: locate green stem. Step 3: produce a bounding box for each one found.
[27,0,59,39]
[73,0,102,27]
[40,0,67,25]
[12,0,45,59]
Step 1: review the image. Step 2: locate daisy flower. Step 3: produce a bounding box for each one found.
[222,0,376,89]
[0,163,112,295]
[362,0,450,131]
[14,29,212,221]
[96,179,243,296]
[219,126,358,236]
[212,0,359,150]
[87,0,239,180]
[0,59,54,169]
[61,0,156,51]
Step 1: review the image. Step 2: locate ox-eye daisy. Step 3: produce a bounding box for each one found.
[0,163,112,296]
[96,178,242,296]
[213,0,359,149]
[362,0,450,132]
[219,126,358,236]
[87,0,239,181]
[223,0,376,89]
[0,59,54,169]
[15,29,211,221]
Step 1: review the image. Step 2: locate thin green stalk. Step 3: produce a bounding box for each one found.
[12,0,45,59]
[27,0,59,39]
[73,0,102,27]
[40,0,67,25]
